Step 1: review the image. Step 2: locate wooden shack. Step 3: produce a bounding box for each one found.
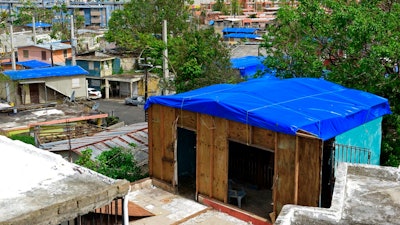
[144,78,391,221]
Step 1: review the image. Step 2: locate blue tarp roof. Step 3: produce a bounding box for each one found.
[231,56,276,78]
[222,27,259,34]
[25,22,52,28]
[17,60,51,68]
[145,78,391,140]
[3,66,89,80]
[224,33,261,39]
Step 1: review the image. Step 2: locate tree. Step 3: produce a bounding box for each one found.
[262,0,400,167]
[169,27,240,93]
[104,0,191,54]
[75,147,146,182]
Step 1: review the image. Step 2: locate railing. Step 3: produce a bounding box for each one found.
[333,143,371,174]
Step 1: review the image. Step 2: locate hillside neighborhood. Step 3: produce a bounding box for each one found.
[0,1,400,225]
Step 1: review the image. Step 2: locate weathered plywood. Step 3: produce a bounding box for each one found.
[212,117,229,202]
[148,105,163,179]
[228,121,249,143]
[252,126,275,150]
[177,110,197,130]
[148,105,176,184]
[296,136,321,207]
[161,106,177,183]
[274,133,296,215]
[197,114,214,197]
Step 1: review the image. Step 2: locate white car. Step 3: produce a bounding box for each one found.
[88,88,102,100]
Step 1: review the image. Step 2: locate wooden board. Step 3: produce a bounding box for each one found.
[296,136,321,207]
[274,133,296,215]
[212,117,229,202]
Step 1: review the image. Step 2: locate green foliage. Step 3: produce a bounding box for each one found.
[263,0,400,167]
[169,27,240,93]
[106,116,119,126]
[104,0,191,53]
[9,134,35,146]
[75,147,146,182]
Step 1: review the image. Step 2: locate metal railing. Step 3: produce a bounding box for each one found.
[333,143,371,174]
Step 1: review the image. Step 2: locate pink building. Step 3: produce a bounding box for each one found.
[17,43,72,66]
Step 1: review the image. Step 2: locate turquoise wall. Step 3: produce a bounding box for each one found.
[335,117,382,165]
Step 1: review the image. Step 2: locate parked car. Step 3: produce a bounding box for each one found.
[88,88,102,100]
[124,95,145,106]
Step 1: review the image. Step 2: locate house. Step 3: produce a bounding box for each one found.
[1,65,89,105]
[143,78,391,224]
[275,163,400,225]
[230,56,275,78]
[0,135,131,224]
[222,27,263,44]
[1,59,51,71]
[17,42,72,66]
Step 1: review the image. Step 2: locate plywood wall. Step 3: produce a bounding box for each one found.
[148,105,322,216]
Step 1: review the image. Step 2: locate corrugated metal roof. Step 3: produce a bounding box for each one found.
[17,60,51,68]
[3,65,89,80]
[40,122,148,166]
[35,42,71,51]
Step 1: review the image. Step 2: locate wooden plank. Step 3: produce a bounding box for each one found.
[212,117,228,202]
[252,127,275,150]
[297,136,322,207]
[148,105,163,179]
[228,121,248,143]
[294,136,299,204]
[161,105,176,183]
[197,114,213,196]
[177,110,197,130]
[274,133,296,215]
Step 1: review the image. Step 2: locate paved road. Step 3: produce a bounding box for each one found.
[95,98,146,125]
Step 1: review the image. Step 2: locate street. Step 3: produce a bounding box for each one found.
[95,98,146,125]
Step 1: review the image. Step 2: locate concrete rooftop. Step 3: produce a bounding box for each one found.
[127,179,252,225]
[0,135,130,225]
[275,163,400,225]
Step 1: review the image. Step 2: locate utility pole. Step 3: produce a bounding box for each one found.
[162,20,169,95]
[70,15,76,66]
[50,45,54,66]
[32,16,37,44]
[10,23,16,71]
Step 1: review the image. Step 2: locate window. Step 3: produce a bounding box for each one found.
[63,49,67,58]
[41,51,47,60]
[23,50,29,58]
[88,61,94,70]
[72,78,80,88]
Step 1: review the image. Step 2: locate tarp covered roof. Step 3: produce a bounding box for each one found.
[17,60,51,68]
[230,56,276,78]
[25,22,52,28]
[145,78,391,140]
[3,65,89,80]
[224,33,261,39]
[222,27,259,34]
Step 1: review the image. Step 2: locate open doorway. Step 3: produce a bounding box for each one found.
[228,141,274,218]
[177,128,196,199]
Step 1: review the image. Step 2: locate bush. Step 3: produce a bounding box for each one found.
[9,134,35,146]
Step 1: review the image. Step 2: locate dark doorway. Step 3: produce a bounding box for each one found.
[29,83,40,104]
[228,141,274,218]
[177,128,196,199]
[321,138,336,208]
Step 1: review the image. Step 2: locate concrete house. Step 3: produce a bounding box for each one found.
[17,43,72,66]
[144,78,391,224]
[0,135,131,225]
[2,66,89,105]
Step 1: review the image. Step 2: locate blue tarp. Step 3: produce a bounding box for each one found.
[223,33,261,39]
[145,78,391,140]
[25,22,52,28]
[222,27,259,34]
[3,66,89,80]
[231,56,276,78]
[17,60,51,69]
